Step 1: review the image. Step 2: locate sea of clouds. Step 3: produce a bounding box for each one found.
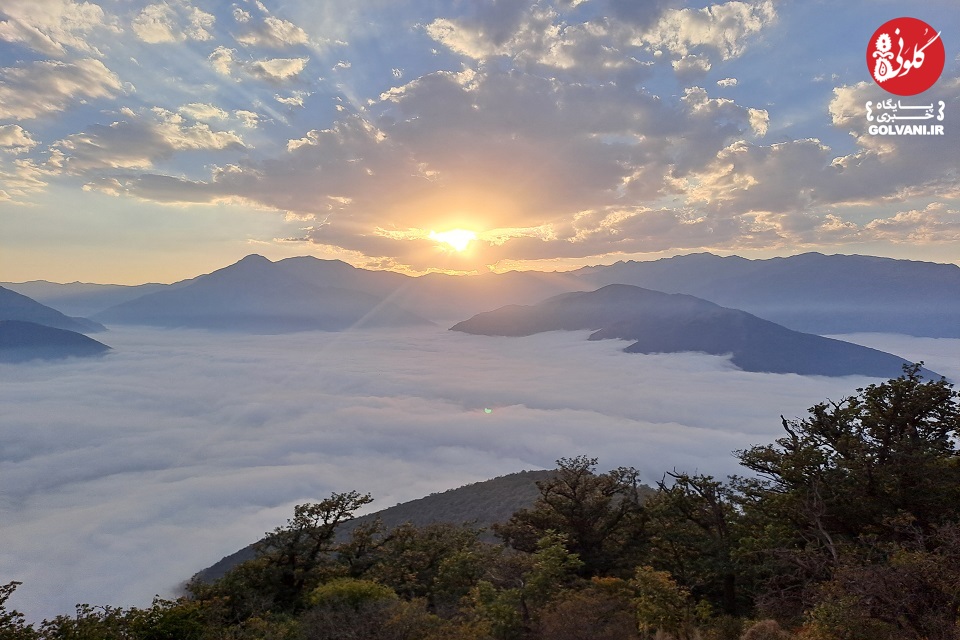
[2,326,958,622]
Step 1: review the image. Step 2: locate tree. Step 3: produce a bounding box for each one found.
[467,533,584,640]
[645,472,742,616]
[363,522,496,614]
[0,582,36,640]
[494,456,648,577]
[190,491,373,618]
[733,364,960,621]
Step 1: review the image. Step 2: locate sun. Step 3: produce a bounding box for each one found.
[429,229,477,252]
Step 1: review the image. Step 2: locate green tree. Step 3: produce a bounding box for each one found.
[632,566,708,640]
[363,522,496,614]
[733,364,960,621]
[645,472,742,616]
[0,582,36,640]
[189,491,373,618]
[467,533,583,640]
[494,456,648,577]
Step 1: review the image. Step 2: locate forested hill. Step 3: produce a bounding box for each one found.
[194,469,560,583]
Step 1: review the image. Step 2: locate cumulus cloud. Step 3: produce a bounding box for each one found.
[1,0,952,266]
[0,0,115,57]
[248,56,309,82]
[0,124,38,153]
[234,109,260,128]
[640,0,776,60]
[0,58,122,119]
[179,102,228,121]
[111,67,774,268]
[4,325,948,622]
[131,1,215,43]
[274,90,310,107]
[51,107,244,173]
[208,45,235,75]
[424,3,653,79]
[864,203,960,243]
[236,15,310,48]
[672,54,712,78]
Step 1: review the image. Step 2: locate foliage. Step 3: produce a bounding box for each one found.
[0,583,35,640]
[467,533,584,640]
[536,581,638,640]
[632,565,709,640]
[645,472,742,615]
[363,522,495,613]
[734,364,960,622]
[494,456,649,577]
[307,578,398,610]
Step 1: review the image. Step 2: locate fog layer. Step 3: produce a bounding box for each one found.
[1,326,954,621]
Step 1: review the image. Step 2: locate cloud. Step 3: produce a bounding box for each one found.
[51,107,245,173]
[131,1,215,43]
[424,3,653,79]
[640,0,776,60]
[864,202,960,243]
[236,15,310,48]
[1,0,953,268]
[248,56,309,82]
[0,157,52,201]
[672,54,712,79]
[3,325,948,622]
[234,109,260,128]
[110,67,772,268]
[274,90,311,107]
[0,0,115,57]
[208,45,235,75]
[0,58,122,119]
[676,78,960,231]
[179,102,228,121]
[0,124,38,153]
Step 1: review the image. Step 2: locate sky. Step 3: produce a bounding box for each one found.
[1,0,959,284]
[3,325,958,621]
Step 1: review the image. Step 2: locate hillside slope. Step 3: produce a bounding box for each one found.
[452,284,932,377]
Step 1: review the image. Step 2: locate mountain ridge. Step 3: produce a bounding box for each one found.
[0,285,105,333]
[0,320,111,362]
[14,251,960,337]
[452,284,935,378]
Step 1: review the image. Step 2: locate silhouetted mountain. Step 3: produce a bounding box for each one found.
[452,284,932,377]
[273,256,577,321]
[92,255,579,329]
[2,281,174,317]
[0,285,105,333]
[93,255,431,332]
[27,251,960,335]
[573,252,960,337]
[193,470,558,584]
[0,320,111,362]
[400,270,579,321]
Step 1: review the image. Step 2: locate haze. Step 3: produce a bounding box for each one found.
[1,325,956,621]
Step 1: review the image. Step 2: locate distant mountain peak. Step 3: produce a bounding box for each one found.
[235,254,273,265]
[452,284,930,378]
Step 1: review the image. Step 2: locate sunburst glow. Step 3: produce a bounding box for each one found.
[429,229,477,252]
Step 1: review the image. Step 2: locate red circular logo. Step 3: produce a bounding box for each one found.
[867,17,944,95]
